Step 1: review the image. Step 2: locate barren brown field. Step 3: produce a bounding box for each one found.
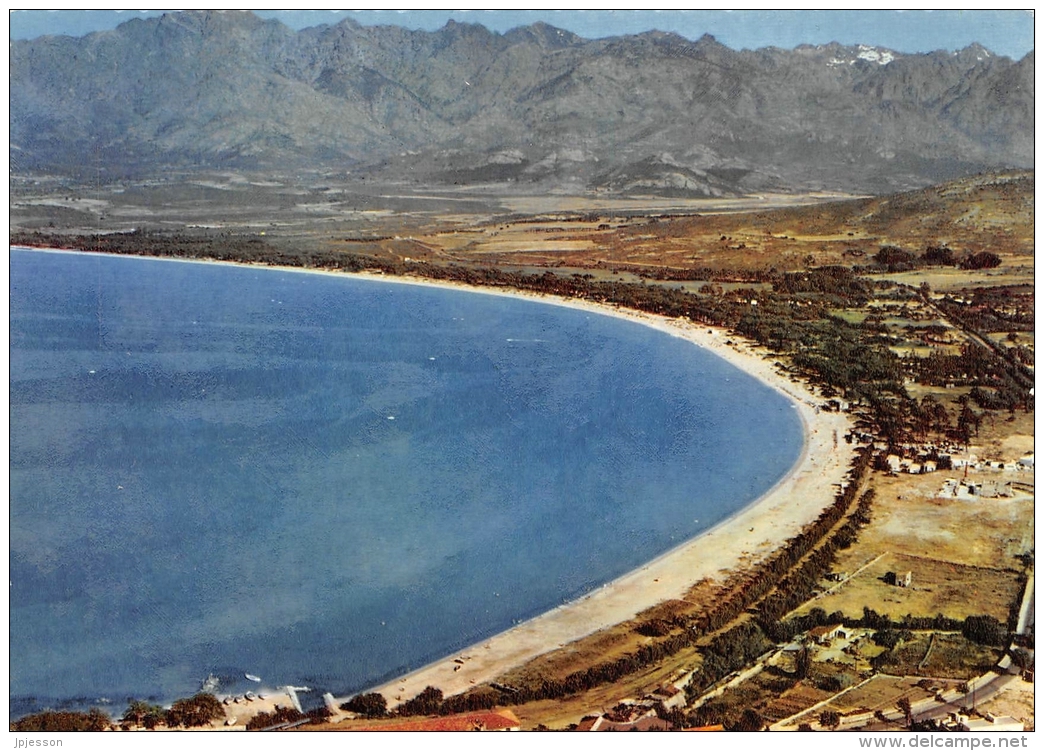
[843,471,1031,569]
[375,171,1035,277]
[874,267,1035,291]
[761,682,835,722]
[972,410,1036,461]
[797,548,1025,623]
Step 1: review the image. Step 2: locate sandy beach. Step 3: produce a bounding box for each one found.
[327,270,858,708]
[14,250,857,709]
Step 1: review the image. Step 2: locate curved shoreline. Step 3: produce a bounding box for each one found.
[345,274,857,708]
[12,248,857,708]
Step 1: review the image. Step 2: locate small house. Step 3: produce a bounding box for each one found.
[961,714,1025,732]
[809,624,847,644]
[980,481,1014,499]
[649,684,686,709]
[885,571,912,587]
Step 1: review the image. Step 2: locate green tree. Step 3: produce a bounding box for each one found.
[122,699,165,729]
[923,246,956,266]
[246,706,305,731]
[960,252,1002,270]
[874,246,915,270]
[872,629,902,649]
[730,708,764,732]
[166,693,225,728]
[897,697,913,727]
[11,709,111,732]
[794,647,812,679]
[396,686,444,716]
[340,692,387,718]
[819,710,841,729]
[962,615,1007,646]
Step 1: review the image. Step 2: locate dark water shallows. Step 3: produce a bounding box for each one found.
[9,249,802,710]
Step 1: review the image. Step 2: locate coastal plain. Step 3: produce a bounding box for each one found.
[10,170,1034,732]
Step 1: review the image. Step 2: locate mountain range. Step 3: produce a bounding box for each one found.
[9,10,1034,195]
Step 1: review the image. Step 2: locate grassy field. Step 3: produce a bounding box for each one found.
[508,649,702,729]
[821,674,957,716]
[797,549,1023,623]
[874,267,1035,292]
[792,467,1031,626]
[871,634,1003,680]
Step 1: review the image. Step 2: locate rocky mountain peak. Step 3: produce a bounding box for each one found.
[157,9,265,34]
[8,11,1033,195]
[956,42,993,61]
[504,21,581,49]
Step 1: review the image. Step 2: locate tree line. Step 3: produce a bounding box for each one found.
[12,692,226,732]
[866,245,1001,273]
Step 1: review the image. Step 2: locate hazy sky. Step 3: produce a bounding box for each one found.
[8,10,1035,60]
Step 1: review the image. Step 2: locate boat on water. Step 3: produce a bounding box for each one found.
[245,673,262,683]
[201,674,220,693]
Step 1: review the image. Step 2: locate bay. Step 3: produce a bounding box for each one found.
[9,248,802,712]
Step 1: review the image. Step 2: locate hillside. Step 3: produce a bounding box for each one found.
[353,171,1035,276]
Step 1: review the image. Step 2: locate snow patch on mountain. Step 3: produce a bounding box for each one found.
[857,45,895,65]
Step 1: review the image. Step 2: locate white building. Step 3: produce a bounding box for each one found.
[960,714,1025,732]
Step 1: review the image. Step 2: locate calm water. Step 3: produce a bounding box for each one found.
[9,249,802,713]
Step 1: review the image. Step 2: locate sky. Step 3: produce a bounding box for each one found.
[7,10,1035,60]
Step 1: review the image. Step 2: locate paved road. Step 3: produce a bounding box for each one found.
[859,673,1019,730]
[916,674,1020,722]
[1015,571,1034,635]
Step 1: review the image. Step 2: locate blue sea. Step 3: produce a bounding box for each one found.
[9,248,802,714]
